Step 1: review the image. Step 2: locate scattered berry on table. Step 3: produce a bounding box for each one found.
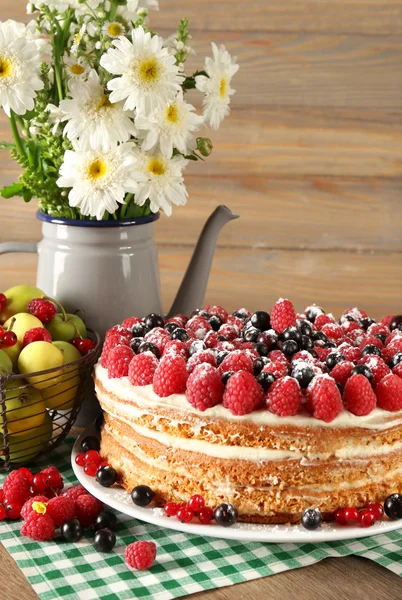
[0,505,6,521]
[301,508,322,530]
[21,496,49,520]
[27,298,57,324]
[46,496,76,526]
[384,494,402,520]
[131,485,155,507]
[94,511,118,532]
[3,470,31,505]
[61,484,89,502]
[125,541,157,570]
[96,465,118,487]
[61,518,84,543]
[21,511,55,541]
[214,503,238,527]
[94,528,116,553]
[75,494,103,527]
[4,502,22,519]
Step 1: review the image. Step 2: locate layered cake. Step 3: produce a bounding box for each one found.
[94,300,402,523]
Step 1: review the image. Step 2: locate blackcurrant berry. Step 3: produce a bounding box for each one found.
[256,371,276,392]
[250,311,270,331]
[232,309,249,321]
[390,316,402,331]
[131,485,155,507]
[326,352,345,370]
[360,317,376,331]
[214,503,238,527]
[96,465,118,488]
[305,305,325,323]
[93,528,116,552]
[188,340,206,356]
[94,511,118,532]
[384,494,402,520]
[361,345,381,357]
[143,313,165,329]
[374,333,387,344]
[171,328,189,342]
[253,358,264,376]
[324,341,337,349]
[257,331,278,350]
[164,322,179,334]
[389,353,402,369]
[292,365,315,389]
[216,351,229,366]
[313,331,328,344]
[242,326,260,342]
[301,508,322,530]
[61,518,83,542]
[81,436,100,453]
[138,341,161,358]
[350,365,373,381]
[281,340,299,356]
[208,315,223,331]
[253,342,269,357]
[131,322,149,337]
[282,326,302,344]
[299,320,313,338]
[130,337,144,353]
[301,335,313,350]
[221,371,234,385]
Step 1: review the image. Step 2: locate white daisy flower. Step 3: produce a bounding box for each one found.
[0,20,44,117]
[45,103,64,134]
[131,149,188,216]
[100,26,184,114]
[196,43,239,130]
[57,142,140,220]
[59,69,137,152]
[63,54,90,79]
[136,90,203,158]
[122,0,159,18]
[40,0,71,12]
[70,24,86,55]
[1,19,51,63]
[102,21,125,39]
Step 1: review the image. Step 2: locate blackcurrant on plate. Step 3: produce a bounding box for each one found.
[72,425,402,544]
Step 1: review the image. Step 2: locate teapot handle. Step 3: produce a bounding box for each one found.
[0,242,38,255]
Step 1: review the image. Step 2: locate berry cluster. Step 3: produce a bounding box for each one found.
[101,303,402,422]
[75,436,118,487]
[164,495,238,527]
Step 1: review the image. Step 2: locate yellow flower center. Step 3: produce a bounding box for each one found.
[138,57,160,84]
[97,95,112,110]
[147,158,166,176]
[219,77,228,98]
[0,57,12,78]
[87,159,108,180]
[32,501,47,515]
[74,32,83,46]
[107,22,123,37]
[166,104,179,123]
[70,63,85,75]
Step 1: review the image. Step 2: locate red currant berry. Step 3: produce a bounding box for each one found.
[334,508,347,525]
[0,505,6,521]
[367,502,384,521]
[2,331,17,347]
[358,509,376,528]
[5,502,22,519]
[32,474,47,493]
[97,461,109,468]
[164,502,178,517]
[187,494,205,513]
[72,337,82,349]
[79,338,96,355]
[176,508,193,523]
[0,489,4,503]
[198,507,214,525]
[176,502,187,511]
[84,463,98,477]
[45,471,63,489]
[17,467,33,484]
[0,326,4,339]
[75,453,86,467]
[0,293,7,310]
[343,507,359,523]
[84,450,102,465]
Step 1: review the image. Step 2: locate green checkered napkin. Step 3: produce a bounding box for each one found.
[1,439,402,600]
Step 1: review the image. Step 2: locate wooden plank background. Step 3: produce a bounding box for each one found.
[1,0,402,320]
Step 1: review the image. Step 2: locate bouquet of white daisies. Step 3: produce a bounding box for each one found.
[0,1,238,220]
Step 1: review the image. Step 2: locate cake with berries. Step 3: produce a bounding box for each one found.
[94,302,402,524]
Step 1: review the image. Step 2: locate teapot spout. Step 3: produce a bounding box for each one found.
[167,205,239,318]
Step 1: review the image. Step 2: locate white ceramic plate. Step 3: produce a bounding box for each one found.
[72,425,402,543]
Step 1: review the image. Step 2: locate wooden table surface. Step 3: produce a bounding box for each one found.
[1,0,402,598]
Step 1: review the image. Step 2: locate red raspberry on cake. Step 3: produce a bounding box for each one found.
[338,343,361,363]
[153,355,188,396]
[186,364,224,411]
[315,314,335,329]
[226,315,245,331]
[341,320,362,335]
[376,374,402,411]
[383,339,402,364]
[46,496,76,526]
[21,496,49,520]
[125,541,157,570]
[342,307,368,321]
[163,339,188,359]
[313,346,332,362]
[185,316,211,339]
[75,494,103,526]
[107,345,135,378]
[381,315,395,328]
[21,511,55,541]
[359,336,383,352]
[270,298,297,334]
[266,377,302,417]
[204,330,219,348]
[223,371,264,415]
[306,375,343,422]
[268,350,289,366]
[128,352,159,386]
[219,350,254,375]
[3,470,31,505]
[121,316,142,329]
[23,327,52,347]
[186,351,216,374]
[204,305,228,323]
[105,326,132,341]
[27,298,57,324]
[331,361,354,389]
[321,323,344,341]
[144,330,169,354]
[343,374,377,416]
[346,329,365,347]
[101,334,130,367]
[263,360,288,379]
[367,323,390,337]
[359,355,390,388]
[393,363,402,379]
[61,484,89,502]
[218,324,239,341]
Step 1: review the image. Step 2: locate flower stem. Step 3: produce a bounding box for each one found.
[9,112,26,160]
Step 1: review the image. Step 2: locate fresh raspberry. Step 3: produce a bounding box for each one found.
[100,334,130,367]
[233,307,252,320]
[163,339,188,359]
[226,315,245,331]
[331,361,354,389]
[342,307,368,321]
[315,314,335,329]
[153,355,188,397]
[3,470,31,505]
[338,343,361,362]
[343,374,377,416]
[105,326,132,341]
[381,315,395,328]
[125,541,157,570]
[166,315,186,328]
[268,350,289,365]
[393,364,402,379]
[21,511,55,541]
[262,360,288,378]
[270,298,297,334]
[313,346,332,362]
[75,494,103,527]
[46,496,76,526]
[223,371,264,415]
[185,316,212,339]
[27,298,56,324]
[215,341,236,353]
[107,345,135,378]
[341,320,362,335]
[244,347,260,361]
[204,330,219,348]
[385,332,402,346]
[21,496,49,520]
[128,352,159,386]
[186,351,216,374]
[218,324,239,341]
[186,364,224,410]
[359,355,390,388]
[376,374,402,411]
[383,339,402,364]
[61,484,89,502]
[121,317,142,329]
[306,375,343,422]
[266,376,302,416]
[346,329,366,346]
[321,323,344,341]
[367,323,390,337]
[359,336,383,351]
[23,327,52,347]
[292,350,319,366]
[144,329,170,354]
[204,305,228,323]
[219,350,254,375]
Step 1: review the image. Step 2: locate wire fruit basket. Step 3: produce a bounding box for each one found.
[0,330,101,470]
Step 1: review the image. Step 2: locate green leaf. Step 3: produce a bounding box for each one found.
[0,142,16,151]
[22,188,33,203]
[1,183,24,199]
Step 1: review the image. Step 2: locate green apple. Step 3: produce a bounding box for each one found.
[0,411,52,463]
[52,341,81,364]
[3,313,44,343]
[46,313,87,342]
[0,285,45,323]
[1,380,46,434]
[2,340,22,369]
[18,341,64,390]
[0,350,13,377]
